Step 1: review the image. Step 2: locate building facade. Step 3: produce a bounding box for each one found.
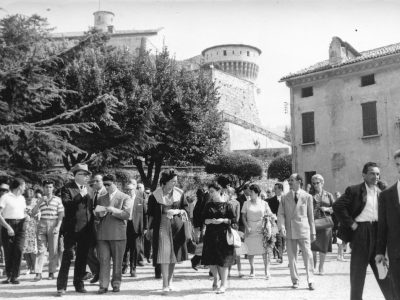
[281,36,400,193]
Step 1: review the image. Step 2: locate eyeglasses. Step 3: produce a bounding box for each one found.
[104,183,112,187]
[312,182,322,185]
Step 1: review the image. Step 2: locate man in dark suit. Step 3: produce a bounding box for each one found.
[376,151,400,299]
[268,182,284,263]
[123,181,147,277]
[95,174,132,294]
[237,183,250,232]
[56,163,94,296]
[333,162,394,300]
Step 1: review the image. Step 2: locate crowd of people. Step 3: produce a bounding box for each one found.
[1,152,400,299]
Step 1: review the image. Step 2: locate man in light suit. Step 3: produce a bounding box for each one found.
[122,181,147,277]
[376,151,400,299]
[95,174,132,294]
[278,173,316,290]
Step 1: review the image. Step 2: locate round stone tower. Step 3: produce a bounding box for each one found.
[93,11,115,32]
[201,44,261,82]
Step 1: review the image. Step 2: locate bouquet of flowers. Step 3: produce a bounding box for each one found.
[262,213,278,254]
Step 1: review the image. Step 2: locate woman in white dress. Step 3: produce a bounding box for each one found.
[242,184,272,279]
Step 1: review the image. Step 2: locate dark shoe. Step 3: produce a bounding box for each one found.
[292,282,299,289]
[48,273,55,280]
[2,277,10,284]
[82,272,92,281]
[56,290,65,297]
[34,273,42,281]
[146,258,151,263]
[122,265,128,274]
[90,274,99,284]
[308,283,315,290]
[98,288,108,294]
[137,261,145,267]
[10,279,20,284]
[130,269,137,277]
[75,287,87,293]
[112,286,120,293]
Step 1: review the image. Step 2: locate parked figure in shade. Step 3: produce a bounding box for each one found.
[123,181,147,277]
[267,182,285,263]
[95,174,132,294]
[333,162,394,300]
[147,169,189,294]
[85,174,104,284]
[278,173,316,291]
[376,150,400,299]
[310,174,334,275]
[56,163,94,296]
[237,184,251,232]
[0,178,27,284]
[0,183,10,265]
[23,188,38,275]
[227,186,243,277]
[31,179,64,281]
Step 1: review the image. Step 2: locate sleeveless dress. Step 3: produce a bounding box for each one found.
[242,199,271,255]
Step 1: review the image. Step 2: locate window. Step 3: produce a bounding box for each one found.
[361,102,378,136]
[302,112,315,143]
[247,51,250,56]
[305,171,316,190]
[223,50,227,56]
[301,86,313,98]
[361,74,375,87]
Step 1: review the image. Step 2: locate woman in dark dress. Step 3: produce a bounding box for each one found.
[201,182,236,294]
[311,174,334,275]
[147,169,189,294]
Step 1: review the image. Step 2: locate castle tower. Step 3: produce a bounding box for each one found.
[201,44,261,82]
[93,11,115,33]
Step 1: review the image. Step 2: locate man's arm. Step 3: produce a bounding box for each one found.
[108,195,132,220]
[376,192,388,256]
[332,186,357,230]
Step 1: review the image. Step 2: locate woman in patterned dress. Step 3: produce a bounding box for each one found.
[201,182,237,294]
[23,188,38,274]
[147,169,189,294]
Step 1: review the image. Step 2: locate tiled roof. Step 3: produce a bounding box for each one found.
[280,41,400,81]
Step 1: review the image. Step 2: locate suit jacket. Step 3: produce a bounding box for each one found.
[278,189,315,239]
[130,192,147,234]
[95,189,132,240]
[60,181,94,233]
[193,190,210,229]
[332,182,380,243]
[376,183,400,259]
[267,195,280,215]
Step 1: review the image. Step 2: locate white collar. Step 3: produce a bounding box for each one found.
[153,187,183,205]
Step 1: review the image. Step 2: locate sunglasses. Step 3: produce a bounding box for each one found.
[312,182,322,185]
[104,183,112,187]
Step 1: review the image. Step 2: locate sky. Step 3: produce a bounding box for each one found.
[2,0,400,136]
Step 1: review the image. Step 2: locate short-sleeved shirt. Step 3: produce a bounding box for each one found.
[0,192,26,219]
[37,196,64,220]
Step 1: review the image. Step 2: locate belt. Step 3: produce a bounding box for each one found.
[5,218,25,223]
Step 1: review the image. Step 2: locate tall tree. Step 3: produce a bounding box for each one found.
[0,14,119,180]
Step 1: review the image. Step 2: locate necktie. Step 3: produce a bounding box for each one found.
[93,192,98,207]
[80,185,83,190]
[294,192,298,204]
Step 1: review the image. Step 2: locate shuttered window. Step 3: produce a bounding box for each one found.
[361,102,378,136]
[361,74,375,87]
[302,112,315,143]
[301,86,313,98]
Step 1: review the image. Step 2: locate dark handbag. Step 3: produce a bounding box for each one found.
[314,211,334,230]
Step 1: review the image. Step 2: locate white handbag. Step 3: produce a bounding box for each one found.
[226,228,242,248]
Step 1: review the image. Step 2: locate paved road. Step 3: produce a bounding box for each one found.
[1,248,386,300]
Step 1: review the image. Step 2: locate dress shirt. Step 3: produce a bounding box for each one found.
[355,183,378,222]
[0,192,26,219]
[128,192,136,221]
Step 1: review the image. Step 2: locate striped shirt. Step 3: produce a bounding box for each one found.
[38,196,64,220]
